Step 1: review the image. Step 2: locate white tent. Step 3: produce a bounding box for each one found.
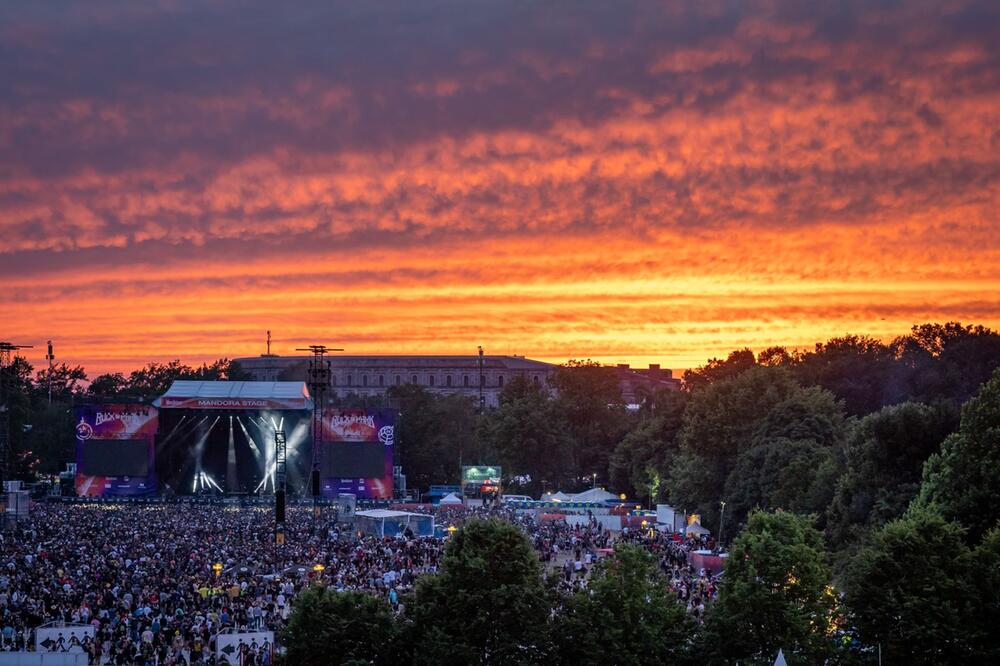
[355,509,435,537]
[542,491,572,502]
[438,492,463,505]
[569,487,617,503]
[773,649,788,666]
[685,520,711,537]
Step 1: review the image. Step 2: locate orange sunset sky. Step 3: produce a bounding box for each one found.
[2,0,999,375]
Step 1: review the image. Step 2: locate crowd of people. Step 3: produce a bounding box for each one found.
[1,499,716,664]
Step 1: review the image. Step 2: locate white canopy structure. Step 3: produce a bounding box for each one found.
[569,487,617,503]
[438,492,463,505]
[686,520,711,537]
[355,509,435,537]
[154,381,313,410]
[542,491,572,502]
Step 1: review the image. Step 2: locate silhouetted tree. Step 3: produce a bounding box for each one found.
[683,348,757,391]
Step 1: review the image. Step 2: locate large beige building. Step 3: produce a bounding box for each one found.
[234,355,679,408]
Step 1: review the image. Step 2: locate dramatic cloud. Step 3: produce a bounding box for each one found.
[2,0,998,372]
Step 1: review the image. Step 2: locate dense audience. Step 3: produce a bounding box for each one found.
[0,500,713,664]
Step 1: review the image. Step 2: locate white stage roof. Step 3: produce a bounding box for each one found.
[155,381,313,410]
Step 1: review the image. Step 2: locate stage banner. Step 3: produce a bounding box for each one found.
[319,409,395,500]
[159,395,309,410]
[73,404,158,497]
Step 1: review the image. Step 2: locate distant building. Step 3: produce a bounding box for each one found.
[234,355,679,408]
[612,363,682,405]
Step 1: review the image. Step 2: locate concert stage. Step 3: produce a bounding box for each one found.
[73,381,397,500]
[153,381,313,496]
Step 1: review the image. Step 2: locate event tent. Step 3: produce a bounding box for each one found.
[355,509,435,537]
[438,492,463,506]
[685,520,711,537]
[569,488,618,503]
[541,491,572,502]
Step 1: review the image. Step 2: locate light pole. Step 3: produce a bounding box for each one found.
[718,500,726,549]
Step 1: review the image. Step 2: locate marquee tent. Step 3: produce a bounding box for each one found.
[355,509,435,537]
[686,520,711,537]
[438,492,463,506]
[570,488,618,503]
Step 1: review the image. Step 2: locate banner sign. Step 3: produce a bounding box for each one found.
[159,396,310,410]
[462,465,501,497]
[74,404,158,497]
[216,631,273,665]
[35,623,95,653]
[320,409,395,500]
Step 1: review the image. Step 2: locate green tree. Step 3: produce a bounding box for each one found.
[703,511,835,665]
[669,367,845,529]
[724,438,835,528]
[282,587,399,665]
[408,519,551,665]
[550,360,628,486]
[790,335,894,416]
[87,372,129,398]
[126,360,194,396]
[608,390,687,502]
[23,401,76,473]
[917,368,1000,543]
[33,363,87,402]
[841,507,982,663]
[2,356,34,480]
[388,384,477,491]
[826,402,957,552]
[553,545,694,665]
[481,375,573,495]
[683,348,757,391]
[892,322,1000,406]
[973,525,1000,662]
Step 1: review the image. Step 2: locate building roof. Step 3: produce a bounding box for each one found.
[154,381,313,410]
[235,354,554,371]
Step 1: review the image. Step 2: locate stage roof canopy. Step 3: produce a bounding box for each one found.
[155,381,313,410]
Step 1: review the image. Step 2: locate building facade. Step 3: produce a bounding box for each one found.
[234,355,680,408]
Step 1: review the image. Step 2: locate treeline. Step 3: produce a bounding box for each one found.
[283,505,1000,664]
[2,358,248,476]
[292,365,1000,664]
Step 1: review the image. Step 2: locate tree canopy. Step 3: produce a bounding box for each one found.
[552,545,694,665]
[282,587,399,666]
[407,519,551,665]
[917,367,1000,543]
[842,507,988,663]
[703,511,835,665]
[826,401,957,553]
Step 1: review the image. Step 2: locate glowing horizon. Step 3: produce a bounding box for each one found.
[2,1,998,376]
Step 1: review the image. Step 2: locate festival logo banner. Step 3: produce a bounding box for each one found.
[74,404,158,497]
[319,408,395,499]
